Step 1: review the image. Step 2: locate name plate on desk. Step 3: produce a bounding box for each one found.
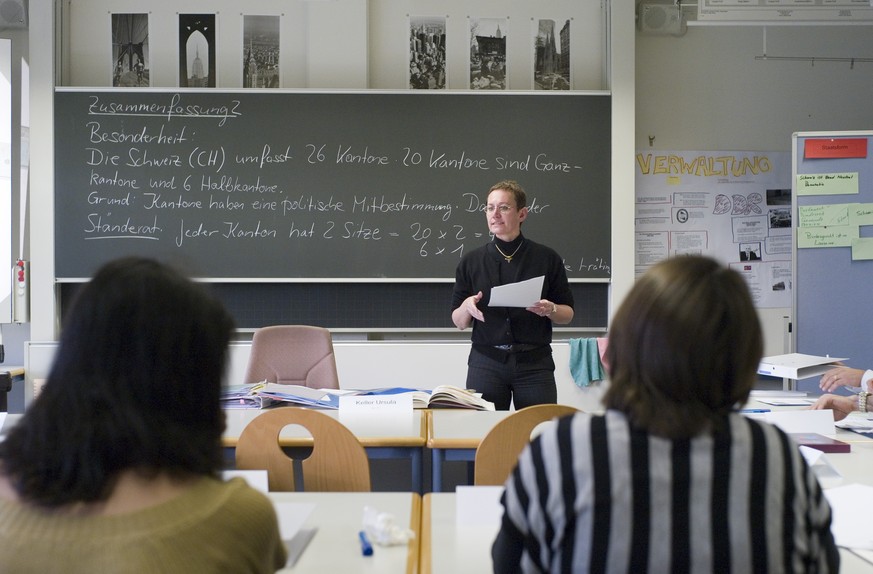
[339,393,413,413]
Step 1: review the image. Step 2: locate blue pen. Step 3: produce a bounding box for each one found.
[740,408,770,414]
[359,530,373,556]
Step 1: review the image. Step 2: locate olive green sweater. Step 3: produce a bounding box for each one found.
[0,477,287,573]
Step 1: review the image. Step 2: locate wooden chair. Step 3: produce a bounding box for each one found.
[243,325,340,389]
[473,404,579,486]
[235,408,371,491]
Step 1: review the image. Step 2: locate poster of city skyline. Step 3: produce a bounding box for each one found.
[533,18,571,90]
[409,15,446,89]
[178,13,216,88]
[242,15,280,89]
[469,17,507,90]
[111,13,149,87]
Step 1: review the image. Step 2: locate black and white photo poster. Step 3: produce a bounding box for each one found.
[111,13,149,87]
[409,16,446,89]
[242,15,280,89]
[179,13,216,88]
[469,17,506,90]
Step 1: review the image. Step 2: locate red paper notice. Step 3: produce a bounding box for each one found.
[805,138,868,159]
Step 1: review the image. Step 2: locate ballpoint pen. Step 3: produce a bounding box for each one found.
[739,408,770,414]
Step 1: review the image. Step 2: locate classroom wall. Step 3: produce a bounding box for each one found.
[636,23,873,358]
[14,4,873,399]
[23,340,609,412]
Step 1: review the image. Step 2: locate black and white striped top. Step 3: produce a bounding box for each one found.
[493,411,838,574]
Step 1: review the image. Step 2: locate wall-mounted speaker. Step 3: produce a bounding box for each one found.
[638,3,686,36]
[0,0,26,29]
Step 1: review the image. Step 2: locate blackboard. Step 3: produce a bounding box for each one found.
[793,131,873,392]
[58,281,609,330]
[54,89,611,280]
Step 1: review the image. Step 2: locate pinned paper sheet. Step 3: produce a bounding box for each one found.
[488,276,544,308]
[765,409,834,435]
[456,485,504,527]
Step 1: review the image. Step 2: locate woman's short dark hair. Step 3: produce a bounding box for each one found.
[602,255,763,439]
[0,257,235,507]
[488,180,527,210]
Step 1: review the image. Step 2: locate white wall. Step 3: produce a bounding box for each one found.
[25,340,608,412]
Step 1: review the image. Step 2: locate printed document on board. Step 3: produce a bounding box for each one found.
[488,275,544,308]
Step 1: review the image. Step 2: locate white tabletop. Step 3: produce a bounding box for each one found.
[223,407,426,448]
[422,489,873,574]
[269,491,420,574]
[426,410,512,448]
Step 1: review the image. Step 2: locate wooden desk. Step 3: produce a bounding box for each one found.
[426,410,511,492]
[224,407,427,493]
[270,491,420,574]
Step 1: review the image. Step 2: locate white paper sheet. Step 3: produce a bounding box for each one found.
[764,409,835,435]
[488,276,544,308]
[824,484,873,550]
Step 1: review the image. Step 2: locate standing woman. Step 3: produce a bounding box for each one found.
[0,257,286,573]
[493,255,838,573]
[452,180,574,410]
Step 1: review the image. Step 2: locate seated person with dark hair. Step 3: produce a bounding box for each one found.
[492,255,838,573]
[0,257,286,573]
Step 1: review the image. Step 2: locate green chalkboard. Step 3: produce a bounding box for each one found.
[54,89,611,280]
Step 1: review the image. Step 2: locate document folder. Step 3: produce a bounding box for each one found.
[757,353,847,380]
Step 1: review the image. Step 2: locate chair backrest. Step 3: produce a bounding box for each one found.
[235,408,371,492]
[474,404,579,486]
[243,325,340,389]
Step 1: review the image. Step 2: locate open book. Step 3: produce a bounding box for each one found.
[221,383,495,411]
[421,385,495,411]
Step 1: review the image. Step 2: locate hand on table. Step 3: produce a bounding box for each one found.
[809,394,856,422]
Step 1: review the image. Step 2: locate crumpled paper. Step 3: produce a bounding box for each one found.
[362,505,415,546]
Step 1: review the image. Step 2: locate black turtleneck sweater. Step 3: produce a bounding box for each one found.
[451,233,574,348]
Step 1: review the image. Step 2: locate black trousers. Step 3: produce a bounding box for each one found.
[465,346,557,410]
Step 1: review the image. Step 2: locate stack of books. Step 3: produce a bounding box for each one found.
[220,383,495,411]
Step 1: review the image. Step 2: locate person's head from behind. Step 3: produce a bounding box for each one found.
[602,255,762,439]
[0,257,235,507]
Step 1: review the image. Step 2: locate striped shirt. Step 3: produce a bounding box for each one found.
[493,410,838,574]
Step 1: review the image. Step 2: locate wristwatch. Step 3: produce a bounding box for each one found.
[860,391,869,413]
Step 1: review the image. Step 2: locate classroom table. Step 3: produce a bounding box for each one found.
[270,491,420,574]
[420,490,873,574]
[426,410,512,492]
[224,407,427,493]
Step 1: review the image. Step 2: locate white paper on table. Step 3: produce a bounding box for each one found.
[456,485,504,527]
[488,276,544,308]
[799,446,843,486]
[274,502,316,539]
[824,484,873,550]
[764,409,835,435]
[222,470,269,493]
